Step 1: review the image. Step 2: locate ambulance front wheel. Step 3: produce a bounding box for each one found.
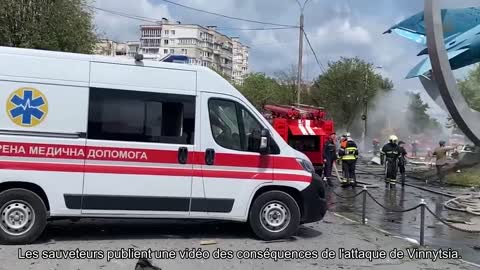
[0,189,47,245]
[249,191,301,240]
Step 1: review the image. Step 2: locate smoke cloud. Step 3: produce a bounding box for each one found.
[355,89,449,151]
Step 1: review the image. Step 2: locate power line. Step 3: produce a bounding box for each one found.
[303,30,327,73]
[159,0,298,28]
[89,5,297,31]
[217,26,297,31]
[88,6,157,23]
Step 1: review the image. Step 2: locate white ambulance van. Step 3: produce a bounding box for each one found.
[0,46,327,244]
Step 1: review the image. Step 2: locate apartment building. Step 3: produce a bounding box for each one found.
[232,37,249,84]
[139,19,249,82]
[94,39,139,58]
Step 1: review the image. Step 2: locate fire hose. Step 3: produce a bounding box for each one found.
[444,195,480,216]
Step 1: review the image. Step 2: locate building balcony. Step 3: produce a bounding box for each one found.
[142,46,160,50]
[141,36,162,39]
[221,63,233,69]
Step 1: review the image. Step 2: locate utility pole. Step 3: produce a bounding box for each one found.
[364,72,369,139]
[297,13,304,105]
[361,71,369,151]
[361,65,382,151]
[294,0,310,105]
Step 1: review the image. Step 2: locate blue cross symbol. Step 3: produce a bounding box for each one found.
[9,90,46,125]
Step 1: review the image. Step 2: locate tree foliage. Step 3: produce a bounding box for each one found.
[445,65,480,133]
[0,0,97,53]
[211,67,235,84]
[236,73,294,109]
[407,93,441,134]
[308,57,394,133]
[458,64,480,112]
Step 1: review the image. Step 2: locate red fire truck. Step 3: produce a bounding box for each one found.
[263,104,335,173]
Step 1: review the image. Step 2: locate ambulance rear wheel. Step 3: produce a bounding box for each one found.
[0,189,47,245]
[249,191,300,240]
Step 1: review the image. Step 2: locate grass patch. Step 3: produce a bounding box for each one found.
[447,165,480,187]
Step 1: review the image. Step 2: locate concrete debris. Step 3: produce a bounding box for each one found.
[371,156,381,165]
[200,240,217,245]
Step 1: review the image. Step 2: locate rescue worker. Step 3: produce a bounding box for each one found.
[411,140,418,157]
[341,133,350,149]
[432,140,456,186]
[339,133,349,178]
[372,138,380,156]
[381,135,401,188]
[397,140,408,186]
[323,132,337,184]
[338,137,359,187]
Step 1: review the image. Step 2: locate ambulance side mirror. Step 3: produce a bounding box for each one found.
[259,128,270,155]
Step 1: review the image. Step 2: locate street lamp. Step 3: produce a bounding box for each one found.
[361,65,383,151]
[294,0,312,105]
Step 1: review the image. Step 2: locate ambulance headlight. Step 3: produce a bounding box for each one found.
[297,158,315,173]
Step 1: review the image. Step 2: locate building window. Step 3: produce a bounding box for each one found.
[164,39,169,45]
[164,30,169,35]
[181,49,188,55]
[88,88,195,145]
[164,49,168,54]
[170,49,174,54]
[171,30,175,35]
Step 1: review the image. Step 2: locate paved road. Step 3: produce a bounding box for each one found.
[0,211,476,270]
[331,163,480,266]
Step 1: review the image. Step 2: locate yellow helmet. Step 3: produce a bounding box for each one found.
[389,135,398,143]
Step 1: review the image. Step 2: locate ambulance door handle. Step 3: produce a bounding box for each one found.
[178,147,188,164]
[205,148,215,165]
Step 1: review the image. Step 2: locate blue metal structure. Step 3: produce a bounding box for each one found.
[385,5,480,146]
[385,7,480,79]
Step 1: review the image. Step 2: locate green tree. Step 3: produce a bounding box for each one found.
[274,65,299,105]
[309,57,394,133]
[0,0,97,53]
[458,64,480,112]
[211,66,235,84]
[445,65,480,133]
[407,93,441,134]
[237,73,293,109]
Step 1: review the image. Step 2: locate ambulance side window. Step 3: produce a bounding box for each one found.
[240,107,263,152]
[208,99,263,152]
[88,88,195,144]
[208,99,242,151]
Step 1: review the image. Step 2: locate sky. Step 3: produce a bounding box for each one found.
[91,0,480,119]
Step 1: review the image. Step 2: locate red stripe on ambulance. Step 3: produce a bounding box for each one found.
[0,161,311,182]
[0,141,303,170]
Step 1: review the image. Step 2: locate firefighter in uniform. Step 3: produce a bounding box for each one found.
[339,133,349,178]
[398,140,408,186]
[372,138,380,156]
[323,133,337,185]
[339,137,359,187]
[381,135,401,188]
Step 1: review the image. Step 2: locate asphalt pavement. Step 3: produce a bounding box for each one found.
[0,211,477,269]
